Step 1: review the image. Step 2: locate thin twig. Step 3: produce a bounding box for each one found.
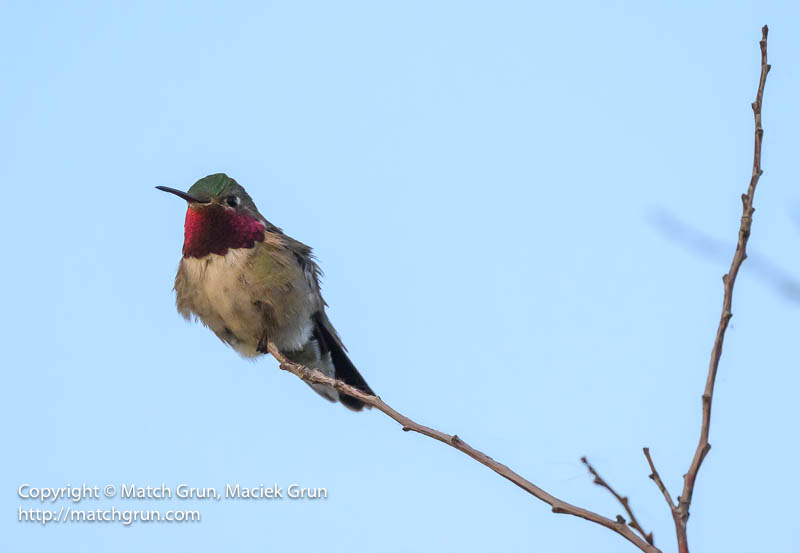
[643,446,685,551]
[581,457,654,545]
[674,25,771,553]
[267,343,661,553]
[642,448,677,513]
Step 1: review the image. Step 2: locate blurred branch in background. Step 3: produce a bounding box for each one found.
[649,208,800,303]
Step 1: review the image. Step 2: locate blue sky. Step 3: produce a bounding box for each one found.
[1,2,798,552]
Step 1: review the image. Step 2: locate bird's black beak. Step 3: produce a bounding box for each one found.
[155,186,210,204]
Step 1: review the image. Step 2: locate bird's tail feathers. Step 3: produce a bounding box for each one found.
[313,313,374,411]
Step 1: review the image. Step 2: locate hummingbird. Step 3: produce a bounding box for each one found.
[157,173,374,410]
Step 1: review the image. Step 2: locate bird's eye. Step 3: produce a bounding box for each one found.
[225,195,240,208]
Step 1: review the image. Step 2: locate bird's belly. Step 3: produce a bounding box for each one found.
[178,250,314,357]
[180,251,262,356]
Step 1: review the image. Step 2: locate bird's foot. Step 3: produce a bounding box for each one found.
[256,331,270,354]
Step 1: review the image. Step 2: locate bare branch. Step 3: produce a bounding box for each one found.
[267,343,661,553]
[262,25,771,553]
[581,457,654,545]
[673,25,771,553]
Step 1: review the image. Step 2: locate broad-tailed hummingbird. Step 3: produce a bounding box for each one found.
[157,173,374,410]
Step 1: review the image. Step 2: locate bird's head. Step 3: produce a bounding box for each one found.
[157,173,266,258]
